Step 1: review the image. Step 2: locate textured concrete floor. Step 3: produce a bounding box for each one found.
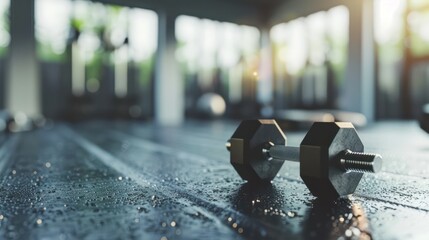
[0,120,428,240]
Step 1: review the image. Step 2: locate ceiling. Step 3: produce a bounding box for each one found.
[96,0,286,26]
[95,0,345,27]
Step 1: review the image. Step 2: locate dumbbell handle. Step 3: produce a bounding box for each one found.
[226,141,382,173]
[264,145,300,162]
[265,145,382,173]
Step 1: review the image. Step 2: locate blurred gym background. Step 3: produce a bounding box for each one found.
[0,0,428,126]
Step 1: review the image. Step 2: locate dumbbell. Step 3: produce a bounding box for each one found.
[226,119,382,199]
[419,103,429,133]
[0,110,14,133]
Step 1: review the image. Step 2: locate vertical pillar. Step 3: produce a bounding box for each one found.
[401,2,412,119]
[257,29,273,105]
[155,12,184,125]
[341,0,375,122]
[6,0,40,117]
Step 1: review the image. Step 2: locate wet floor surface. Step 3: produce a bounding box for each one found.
[0,120,428,240]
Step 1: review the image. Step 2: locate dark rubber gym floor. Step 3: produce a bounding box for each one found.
[0,120,428,240]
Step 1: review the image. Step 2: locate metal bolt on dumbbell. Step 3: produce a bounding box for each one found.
[226,119,383,199]
[252,144,382,174]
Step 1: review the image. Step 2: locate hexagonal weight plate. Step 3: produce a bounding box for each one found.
[300,122,364,199]
[229,119,286,182]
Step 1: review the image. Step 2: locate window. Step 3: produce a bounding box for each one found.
[375,0,429,118]
[35,0,158,118]
[175,15,260,117]
[0,0,9,108]
[270,6,349,110]
[0,0,9,57]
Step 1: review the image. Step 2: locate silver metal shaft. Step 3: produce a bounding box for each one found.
[265,145,300,162]
[226,140,382,173]
[225,141,231,151]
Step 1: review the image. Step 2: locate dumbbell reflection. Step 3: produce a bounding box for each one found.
[303,199,371,239]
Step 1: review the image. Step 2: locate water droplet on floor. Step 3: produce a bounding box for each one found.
[287,211,296,218]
